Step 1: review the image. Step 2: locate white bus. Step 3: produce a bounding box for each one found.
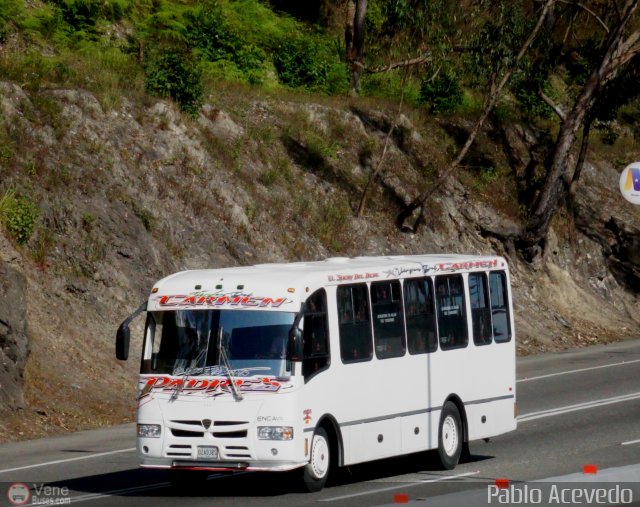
[116,254,516,491]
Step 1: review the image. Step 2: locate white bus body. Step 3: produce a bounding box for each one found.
[117,254,516,490]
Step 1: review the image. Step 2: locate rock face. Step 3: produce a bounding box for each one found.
[0,260,29,410]
[0,81,638,441]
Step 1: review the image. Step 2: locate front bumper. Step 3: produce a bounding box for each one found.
[140,457,307,472]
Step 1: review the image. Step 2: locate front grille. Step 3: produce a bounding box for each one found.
[212,430,247,438]
[169,420,249,427]
[167,444,192,457]
[225,445,250,458]
[171,429,204,438]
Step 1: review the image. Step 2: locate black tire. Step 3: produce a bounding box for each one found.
[302,427,330,492]
[437,401,462,470]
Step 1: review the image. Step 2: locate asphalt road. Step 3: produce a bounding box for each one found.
[1,339,639,507]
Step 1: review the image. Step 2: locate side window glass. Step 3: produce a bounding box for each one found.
[489,271,512,343]
[302,289,330,379]
[403,278,438,354]
[337,284,373,363]
[469,273,493,346]
[371,280,406,359]
[435,275,468,350]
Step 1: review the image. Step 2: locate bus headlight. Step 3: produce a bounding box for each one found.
[257,426,293,440]
[137,424,162,438]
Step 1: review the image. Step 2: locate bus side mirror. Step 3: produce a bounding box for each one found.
[288,327,303,362]
[116,322,130,361]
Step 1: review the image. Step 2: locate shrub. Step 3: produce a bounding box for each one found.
[273,35,347,93]
[50,0,132,32]
[419,71,463,114]
[360,71,421,105]
[0,190,40,245]
[185,3,268,84]
[0,0,22,42]
[145,50,203,116]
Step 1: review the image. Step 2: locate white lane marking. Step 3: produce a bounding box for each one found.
[318,470,480,502]
[622,439,640,446]
[517,359,640,383]
[0,447,136,474]
[518,391,640,422]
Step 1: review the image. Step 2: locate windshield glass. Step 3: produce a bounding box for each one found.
[142,310,296,377]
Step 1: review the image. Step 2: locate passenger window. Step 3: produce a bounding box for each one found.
[489,271,512,343]
[403,278,438,354]
[302,289,330,379]
[435,275,468,350]
[371,280,406,359]
[337,284,373,363]
[469,273,493,346]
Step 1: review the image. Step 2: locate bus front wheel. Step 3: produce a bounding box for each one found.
[437,401,462,470]
[302,427,330,492]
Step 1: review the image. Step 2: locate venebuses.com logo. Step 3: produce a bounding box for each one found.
[7,483,30,506]
[620,164,640,204]
[6,482,70,506]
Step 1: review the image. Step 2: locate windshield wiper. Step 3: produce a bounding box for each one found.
[171,348,206,401]
[218,327,243,401]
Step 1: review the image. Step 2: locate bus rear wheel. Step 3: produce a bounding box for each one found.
[437,401,462,470]
[302,427,330,492]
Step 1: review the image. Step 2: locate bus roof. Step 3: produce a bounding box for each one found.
[148,254,507,312]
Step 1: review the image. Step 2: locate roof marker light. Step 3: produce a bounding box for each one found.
[151,288,158,294]
[288,288,295,293]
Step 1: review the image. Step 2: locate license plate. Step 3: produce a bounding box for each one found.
[197,446,219,459]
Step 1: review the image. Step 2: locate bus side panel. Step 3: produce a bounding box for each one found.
[465,399,517,440]
[360,418,401,462]
[400,412,432,454]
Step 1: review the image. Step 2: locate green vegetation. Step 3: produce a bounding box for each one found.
[420,71,464,114]
[0,189,40,245]
[145,50,203,116]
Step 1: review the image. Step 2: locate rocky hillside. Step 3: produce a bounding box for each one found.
[0,80,639,442]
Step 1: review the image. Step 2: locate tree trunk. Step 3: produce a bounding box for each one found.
[568,112,592,197]
[348,0,367,94]
[517,0,640,259]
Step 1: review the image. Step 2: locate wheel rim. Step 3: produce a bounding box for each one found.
[309,434,329,480]
[442,415,458,457]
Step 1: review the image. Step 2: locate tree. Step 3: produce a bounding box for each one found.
[517,0,640,260]
[344,0,437,93]
[396,0,558,231]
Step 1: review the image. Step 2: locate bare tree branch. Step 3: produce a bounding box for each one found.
[366,52,432,74]
[612,0,622,21]
[555,0,609,32]
[426,65,442,83]
[562,13,576,44]
[605,30,640,80]
[539,89,567,120]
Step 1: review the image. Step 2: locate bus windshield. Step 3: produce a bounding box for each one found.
[142,310,296,378]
